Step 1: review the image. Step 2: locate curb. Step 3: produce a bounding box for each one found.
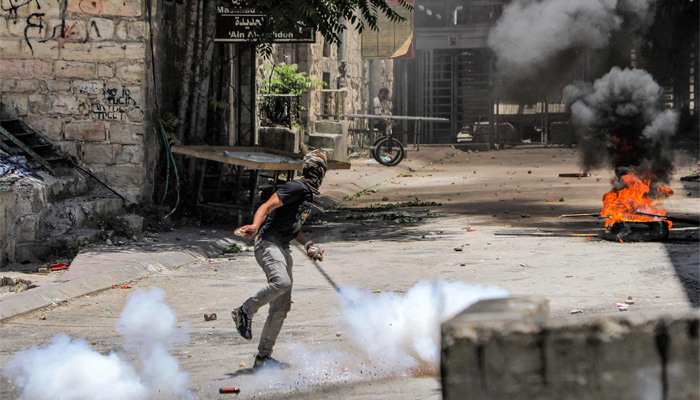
[0,234,236,321]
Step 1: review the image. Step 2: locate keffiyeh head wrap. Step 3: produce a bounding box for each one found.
[301,149,327,195]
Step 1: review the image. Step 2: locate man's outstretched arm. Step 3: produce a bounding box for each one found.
[236,193,283,239]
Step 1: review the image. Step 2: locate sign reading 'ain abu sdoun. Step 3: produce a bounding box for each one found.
[215,0,315,43]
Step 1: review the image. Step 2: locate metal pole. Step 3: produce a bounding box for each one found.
[488,50,495,150]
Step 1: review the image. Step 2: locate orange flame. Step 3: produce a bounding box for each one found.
[601,172,673,228]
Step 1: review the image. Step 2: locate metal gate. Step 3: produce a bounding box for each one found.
[417,48,490,143]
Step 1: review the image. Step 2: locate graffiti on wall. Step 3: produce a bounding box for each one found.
[89,86,140,121]
[2,0,102,54]
[0,0,41,20]
[78,0,101,14]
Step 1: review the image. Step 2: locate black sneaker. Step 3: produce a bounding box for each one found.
[231,306,252,340]
[254,355,282,369]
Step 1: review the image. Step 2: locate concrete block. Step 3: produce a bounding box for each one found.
[65,121,106,142]
[0,38,21,57]
[83,143,115,164]
[0,59,52,78]
[66,0,141,16]
[28,93,51,115]
[123,43,146,60]
[441,296,700,400]
[315,120,345,135]
[308,133,348,162]
[61,42,117,62]
[126,21,146,40]
[115,21,128,40]
[258,126,300,153]
[73,80,105,96]
[308,133,341,149]
[0,94,29,117]
[0,17,7,36]
[49,94,89,116]
[115,62,145,81]
[46,79,73,92]
[58,141,81,159]
[114,145,143,164]
[55,60,96,79]
[97,63,115,78]
[1,78,40,93]
[88,18,116,40]
[125,106,144,122]
[46,19,86,42]
[105,164,145,189]
[109,122,142,144]
[7,20,45,38]
[23,116,63,142]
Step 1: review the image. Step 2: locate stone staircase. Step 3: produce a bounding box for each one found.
[309,120,349,162]
[0,165,125,266]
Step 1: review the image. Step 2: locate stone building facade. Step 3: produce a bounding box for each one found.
[0,0,154,203]
[260,31,393,158]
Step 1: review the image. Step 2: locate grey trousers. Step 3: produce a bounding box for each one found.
[243,239,293,357]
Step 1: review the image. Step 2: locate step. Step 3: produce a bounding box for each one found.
[42,167,91,201]
[314,120,345,135]
[308,133,347,162]
[308,133,342,150]
[43,196,124,237]
[14,229,103,263]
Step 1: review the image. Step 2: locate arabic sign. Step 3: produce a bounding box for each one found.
[361,0,414,58]
[215,2,315,43]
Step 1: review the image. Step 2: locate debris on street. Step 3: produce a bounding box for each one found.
[204,313,217,321]
[559,173,591,177]
[49,263,70,271]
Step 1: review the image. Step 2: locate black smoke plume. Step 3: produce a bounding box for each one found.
[564,67,678,183]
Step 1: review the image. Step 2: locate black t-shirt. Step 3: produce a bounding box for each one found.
[257,179,313,244]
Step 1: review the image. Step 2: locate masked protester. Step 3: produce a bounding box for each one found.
[232,149,327,368]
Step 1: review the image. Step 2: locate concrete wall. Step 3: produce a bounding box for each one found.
[0,0,153,202]
[441,297,700,400]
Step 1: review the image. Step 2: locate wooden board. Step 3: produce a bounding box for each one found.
[171,146,350,170]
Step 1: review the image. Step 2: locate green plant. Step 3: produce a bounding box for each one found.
[209,96,228,112]
[226,243,243,254]
[160,112,181,146]
[260,63,326,96]
[258,63,325,127]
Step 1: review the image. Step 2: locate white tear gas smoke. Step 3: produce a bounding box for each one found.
[488,0,657,98]
[224,280,507,396]
[2,335,148,400]
[564,67,678,182]
[2,288,192,400]
[338,280,508,367]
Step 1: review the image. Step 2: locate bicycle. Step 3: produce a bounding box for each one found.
[370,119,405,166]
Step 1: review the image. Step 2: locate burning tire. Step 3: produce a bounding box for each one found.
[604,221,670,242]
